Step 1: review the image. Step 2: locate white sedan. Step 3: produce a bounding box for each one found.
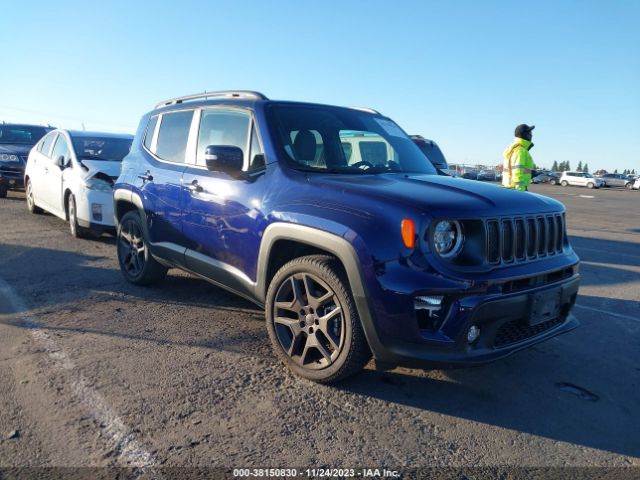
[24,129,133,237]
[634,178,640,190]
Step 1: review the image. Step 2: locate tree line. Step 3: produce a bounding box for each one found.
[549,161,637,175]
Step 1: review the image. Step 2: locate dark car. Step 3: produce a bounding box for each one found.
[410,135,448,174]
[597,173,633,189]
[532,172,561,185]
[114,91,580,383]
[0,123,52,197]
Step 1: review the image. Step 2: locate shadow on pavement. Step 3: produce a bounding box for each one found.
[1,242,639,457]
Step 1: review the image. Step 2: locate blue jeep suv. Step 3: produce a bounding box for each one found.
[114,91,580,383]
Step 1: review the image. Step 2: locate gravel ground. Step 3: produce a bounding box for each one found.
[0,184,638,474]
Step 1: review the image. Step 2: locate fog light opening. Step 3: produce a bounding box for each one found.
[415,296,445,331]
[92,203,103,222]
[467,325,480,344]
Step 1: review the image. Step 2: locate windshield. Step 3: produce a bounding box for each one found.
[71,136,132,162]
[267,104,437,175]
[0,125,48,145]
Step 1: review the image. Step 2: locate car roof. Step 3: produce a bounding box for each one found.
[1,123,52,129]
[62,129,134,139]
[153,97,386,118]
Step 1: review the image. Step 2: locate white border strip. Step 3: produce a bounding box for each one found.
[0,277,156,468]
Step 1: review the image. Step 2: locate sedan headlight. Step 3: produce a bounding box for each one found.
[0,153,19,162]
[84,178,113,193]
[432,220,464,258]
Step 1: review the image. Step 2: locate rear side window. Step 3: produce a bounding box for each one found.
[144,115,159,151]
[196,109,250,166]
[155,111,194,163]
[50,135,70,164]
[39,133,57,158]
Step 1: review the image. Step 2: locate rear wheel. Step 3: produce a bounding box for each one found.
[265,255,371,383]
[25,179,43,214]
[561,180,568,187]
[587,182,594,189]
[117,210,167,285]
[0,184,8,198]
[625,182,632,189]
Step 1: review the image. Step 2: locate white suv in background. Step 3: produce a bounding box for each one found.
[559,171,605,189]
[24,129,133,237]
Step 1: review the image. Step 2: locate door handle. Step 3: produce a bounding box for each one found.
[137,171,153,182]
[187,180,203,193]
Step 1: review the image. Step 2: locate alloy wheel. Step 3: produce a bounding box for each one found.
[69,199,77,236]
[118,218,146,277]
[272,272,345,370]
[27,182,35,209]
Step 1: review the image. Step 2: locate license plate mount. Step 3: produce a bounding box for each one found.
[529,288,562,326]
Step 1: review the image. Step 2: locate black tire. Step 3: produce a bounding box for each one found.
[625,183,632,189]
[561,180,568,187]
[0,184,7,198]
[550,179,557,186]
[117,210,167,285]
[25,179,43,214]
[68,194,90,238]
[265,255,371,383]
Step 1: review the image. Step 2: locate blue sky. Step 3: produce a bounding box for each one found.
[1,0,638,172]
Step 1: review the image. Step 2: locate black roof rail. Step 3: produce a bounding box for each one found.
[155,90,268,109]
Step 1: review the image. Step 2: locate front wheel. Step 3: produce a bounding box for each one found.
[561,180,569,187]
[625,183,632,189]
[0,184,7,198]
[117,210,167,285]
[68,194,90,238]
[587,182,594,189]
[265,255,371,383]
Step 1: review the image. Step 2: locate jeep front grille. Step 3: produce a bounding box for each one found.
[486,214,564,264]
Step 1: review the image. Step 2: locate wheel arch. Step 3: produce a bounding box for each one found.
[113,188,144,225]
[256,223,386,359]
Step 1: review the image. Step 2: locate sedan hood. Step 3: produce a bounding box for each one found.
[309,173,564,218]
[79,160,122,179]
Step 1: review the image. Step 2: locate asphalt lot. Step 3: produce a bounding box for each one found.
[0,183,638,471]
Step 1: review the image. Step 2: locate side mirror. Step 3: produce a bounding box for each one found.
[204,145,243,176]
[54,155,66,169]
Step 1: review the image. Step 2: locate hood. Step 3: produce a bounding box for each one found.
[79,159,122,179]
[0,143,33,156]
[308,173,564,218]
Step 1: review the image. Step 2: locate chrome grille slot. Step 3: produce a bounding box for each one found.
[526,218,537,257]
[487,220,500,264]
[514,218,526,260]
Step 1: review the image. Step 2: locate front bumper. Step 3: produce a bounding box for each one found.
[75,189,116,230]
[358,274,580,368]
[0,170,25,189]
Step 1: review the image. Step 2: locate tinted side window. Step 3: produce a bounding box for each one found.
[155,111,194,163]
[144,115,159,151]
[197,109,250,166]
[40,133,57,158]
[50,135,70,164]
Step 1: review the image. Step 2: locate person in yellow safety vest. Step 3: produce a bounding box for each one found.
[502,124,535,191]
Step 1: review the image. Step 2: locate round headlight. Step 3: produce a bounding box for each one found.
[433,220,464,258]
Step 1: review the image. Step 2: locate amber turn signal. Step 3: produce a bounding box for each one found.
[401,219,416,249]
